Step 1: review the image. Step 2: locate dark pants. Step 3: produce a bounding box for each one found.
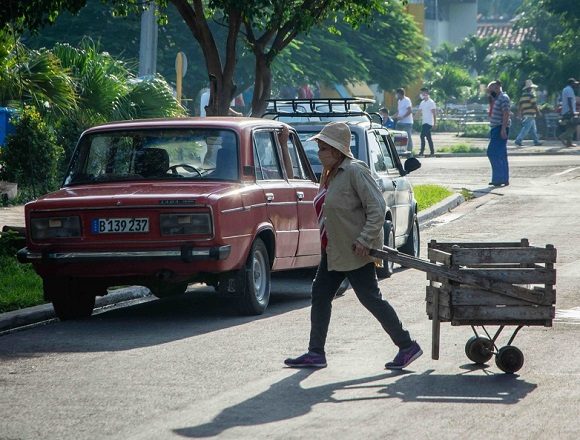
[308,252,412,355]
[420,123,434,154]
[487,126,509,184]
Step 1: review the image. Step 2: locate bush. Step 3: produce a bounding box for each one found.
[0,106,64,198]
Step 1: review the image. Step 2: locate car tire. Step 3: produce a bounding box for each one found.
[150,282,189,299]
[400,215,420,258]
[237,238,271,315]
[376,220,395,279]
[44,278,96,321]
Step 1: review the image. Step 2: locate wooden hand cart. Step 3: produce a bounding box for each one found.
[370,239,556,374]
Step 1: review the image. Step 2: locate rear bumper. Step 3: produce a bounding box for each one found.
[17,245,232,263]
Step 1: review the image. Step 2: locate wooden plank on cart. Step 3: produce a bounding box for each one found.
[370,247,546,304]
[450,286,556,306]
[451,246,557,265]
[452,305,555,321]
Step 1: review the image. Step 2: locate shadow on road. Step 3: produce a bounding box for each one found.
[173,368,536,438]
[0,272,314,357]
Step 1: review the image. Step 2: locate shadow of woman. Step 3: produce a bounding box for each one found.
[173,369,405,438]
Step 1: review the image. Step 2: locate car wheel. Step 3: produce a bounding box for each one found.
[400,215,420,258]
[150,282,189,299]
[237,238,271,315]
[376,220,395,278]
[44,278,96,321]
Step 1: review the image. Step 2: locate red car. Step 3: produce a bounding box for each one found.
[18,118,321,319]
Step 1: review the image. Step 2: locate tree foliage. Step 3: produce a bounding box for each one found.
[0,0,87,32]
[0,106,63,197]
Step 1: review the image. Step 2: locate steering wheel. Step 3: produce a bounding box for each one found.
[166,163,202,177]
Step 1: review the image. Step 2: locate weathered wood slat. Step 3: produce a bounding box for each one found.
[427,248,452,265]
[451,319,553,327]
[452,305,555,321]
[370,247,546,304]
[460,268,556,284]
[429,242,525,252]
[451,286,554,306]
[452,247,557,265]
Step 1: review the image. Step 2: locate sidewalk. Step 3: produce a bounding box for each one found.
[425,132,580,156]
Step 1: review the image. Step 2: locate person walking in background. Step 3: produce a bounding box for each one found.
[417,87,437,157]
[284,121,422,370]
[393,88,414,154]
[558,78,579,147]
[515,79,542,147]
[486,80,511,187]
[379,107,396,129]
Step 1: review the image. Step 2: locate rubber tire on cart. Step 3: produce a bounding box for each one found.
[376,220,395,279]
[237,238,271,315]
[399,215,420,258]
[465,336,494,364]
[495,346,524,374]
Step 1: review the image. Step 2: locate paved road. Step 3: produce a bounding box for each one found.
[1,155,580,439]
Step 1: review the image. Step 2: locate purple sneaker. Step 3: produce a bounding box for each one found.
[385,342,423,370]
[284,352,327,368]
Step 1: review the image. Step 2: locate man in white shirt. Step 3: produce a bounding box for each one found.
[199,87,243,117]
[393,88,414,153]
[417,87,437,157]
[558,78,579,147]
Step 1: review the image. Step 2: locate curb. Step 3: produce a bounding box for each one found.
[0,286,151,333]
[418,193,465,225]
[0,193,467,332]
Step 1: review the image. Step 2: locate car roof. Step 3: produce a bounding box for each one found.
[291,120,384,132]
[83,117,288,135]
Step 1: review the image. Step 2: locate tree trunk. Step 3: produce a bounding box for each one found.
[250,52,272,117]
[170,0,240,116]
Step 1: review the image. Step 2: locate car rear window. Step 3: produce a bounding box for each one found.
[64,128,239,185]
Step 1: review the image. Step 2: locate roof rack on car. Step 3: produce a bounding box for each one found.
[262,97,380,125]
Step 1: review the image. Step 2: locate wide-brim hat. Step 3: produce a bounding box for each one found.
[522,79,538,90]
[307,121,354,159]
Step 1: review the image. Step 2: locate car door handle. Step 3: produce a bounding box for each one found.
[296,191,304,200]
[392,181,397,188]
[265,193,275,202]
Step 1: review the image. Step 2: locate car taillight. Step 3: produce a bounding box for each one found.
[30,216,81,239]
[160,213,212,236]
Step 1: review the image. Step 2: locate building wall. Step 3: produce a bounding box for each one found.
[423,0,478,49]
[448,2,478,44]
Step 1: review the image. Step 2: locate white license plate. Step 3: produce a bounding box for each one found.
[92,218,149,234]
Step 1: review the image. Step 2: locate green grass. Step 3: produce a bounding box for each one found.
[0,255,44,313]
[437,143,486,154]
[414,184,454,212]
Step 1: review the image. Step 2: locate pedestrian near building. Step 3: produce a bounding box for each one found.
[393,88,414,153]
[515,79,542,147]
[558,78,579,147]
[486,80,511,187]
[417,87,437,157]
[379,107,396,129]
[284,121,422,370]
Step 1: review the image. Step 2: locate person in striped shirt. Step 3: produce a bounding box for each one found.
[515,79,542,147]
[486,80,511,187]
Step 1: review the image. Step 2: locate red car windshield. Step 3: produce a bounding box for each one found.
[64,128,239,185]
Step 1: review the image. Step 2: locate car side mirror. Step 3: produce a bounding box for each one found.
[404,157,421,174]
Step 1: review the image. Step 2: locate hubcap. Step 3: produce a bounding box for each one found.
[252,250,267,302]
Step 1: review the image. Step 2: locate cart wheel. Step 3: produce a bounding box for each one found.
[495,346,524,374]
[465,336,494,364]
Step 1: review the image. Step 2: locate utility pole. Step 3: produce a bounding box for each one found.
[138,2,158,77]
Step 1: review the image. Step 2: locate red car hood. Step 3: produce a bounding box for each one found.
[27,181,239,211]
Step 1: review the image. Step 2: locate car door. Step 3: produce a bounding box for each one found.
[282,131,320,257]
[366,129,396,224]
[378,131,413,242]
[253,130,299,260]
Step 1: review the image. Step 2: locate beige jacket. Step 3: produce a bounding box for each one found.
[323,158,386,271]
